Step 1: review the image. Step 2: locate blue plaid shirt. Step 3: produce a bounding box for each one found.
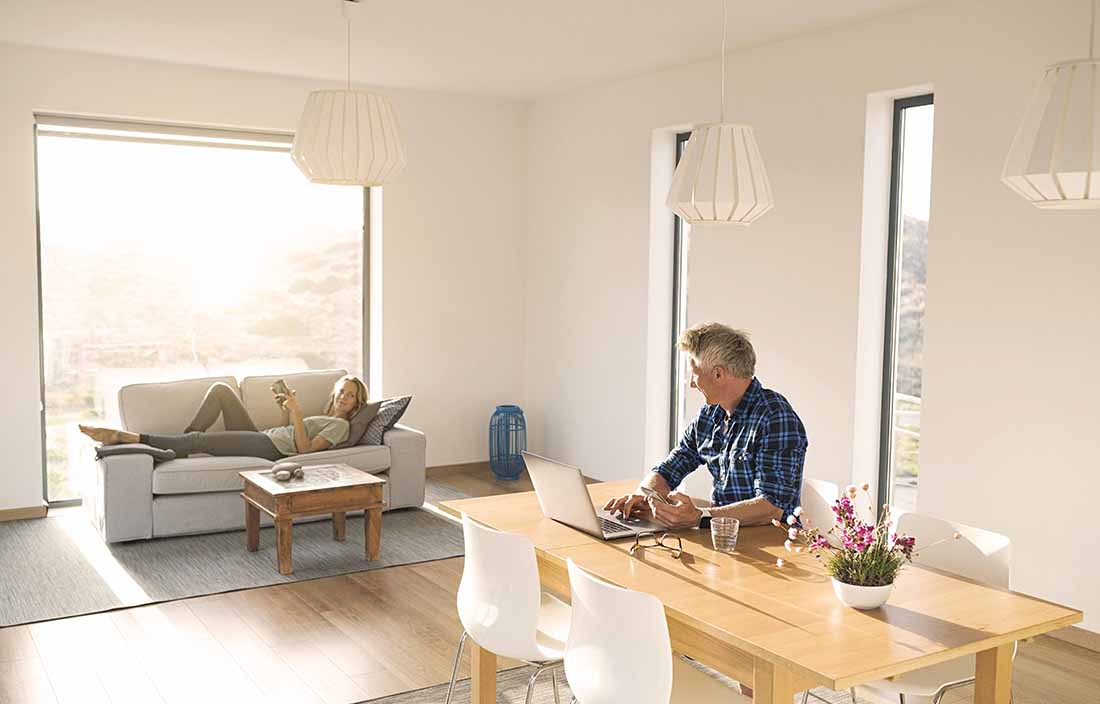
[653,377,808,518]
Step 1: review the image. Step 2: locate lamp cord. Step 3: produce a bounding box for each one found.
[1091,0,1096,59]
[720,0,728,122]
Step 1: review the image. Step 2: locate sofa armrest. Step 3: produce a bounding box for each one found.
[83,452,155,543]
[383,424,426,509]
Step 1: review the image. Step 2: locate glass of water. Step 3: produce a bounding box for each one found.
[711,516,740,553]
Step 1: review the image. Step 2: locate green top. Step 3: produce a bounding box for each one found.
[263,416,349,456]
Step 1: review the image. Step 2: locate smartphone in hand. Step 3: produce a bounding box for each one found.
[640,486,671,505]
[271,379,290,396]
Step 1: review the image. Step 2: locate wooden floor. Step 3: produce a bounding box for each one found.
[0,467,1096,704]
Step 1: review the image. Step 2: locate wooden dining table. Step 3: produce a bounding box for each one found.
[440,480,1082,704]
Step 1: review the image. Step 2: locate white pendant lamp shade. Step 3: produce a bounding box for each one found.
[666,0,773,226]
[292,89,406,186]
[1002,59,1100,209]
[667,122,774,224]
[1003,0,1100,209]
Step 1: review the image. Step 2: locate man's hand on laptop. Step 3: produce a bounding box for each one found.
[603,493,653,521]
[650,491,704,529]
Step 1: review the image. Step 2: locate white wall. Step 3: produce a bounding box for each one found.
[0,42,528,511]
[524,0,1099,631]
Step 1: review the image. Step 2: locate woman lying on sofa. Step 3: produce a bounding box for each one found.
[79,375,367,460]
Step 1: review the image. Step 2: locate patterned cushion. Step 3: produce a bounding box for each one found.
[331,400,382,449]
[362,396,412,445]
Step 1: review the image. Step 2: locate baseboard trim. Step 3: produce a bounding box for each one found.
[1047,624,1100,653]
[0,504,48,522]
[426,461,491,476]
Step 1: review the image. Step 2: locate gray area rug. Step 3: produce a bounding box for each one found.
[0,479,468,627]
[358,660,855,704]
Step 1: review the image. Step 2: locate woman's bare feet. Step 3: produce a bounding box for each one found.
[79,425,137,445]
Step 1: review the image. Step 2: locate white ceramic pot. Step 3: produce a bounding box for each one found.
[831,578,894,610]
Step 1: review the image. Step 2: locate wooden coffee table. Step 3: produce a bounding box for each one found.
[239,463,386,575]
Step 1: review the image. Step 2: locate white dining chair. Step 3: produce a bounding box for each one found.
[800,478,840,537]
[850,511,1014,704]
[445,514,571,704]
[564,558,750,704]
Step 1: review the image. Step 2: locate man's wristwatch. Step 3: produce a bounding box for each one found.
[698,506,712,529]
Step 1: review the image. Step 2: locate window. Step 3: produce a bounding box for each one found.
[879,96,934,512]
[35,116,366,503]
[670,131,693,448]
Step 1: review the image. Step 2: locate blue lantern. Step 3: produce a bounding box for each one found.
[489,405,527,480]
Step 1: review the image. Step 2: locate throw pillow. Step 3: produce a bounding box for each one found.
[331,400,382,449]
[95,443,176,462]
[362,395,412,445]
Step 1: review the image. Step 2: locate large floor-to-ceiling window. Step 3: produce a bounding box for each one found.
[35,116,366,503]
[879,95,934,512]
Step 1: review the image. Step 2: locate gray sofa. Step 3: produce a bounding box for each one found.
[81,369,426,543]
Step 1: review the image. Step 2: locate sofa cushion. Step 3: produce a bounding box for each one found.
[332,399,382,449]
[363,395,412,445]
[239,369,347,430]
[119,376,239,434]
[153,456,273,495]
[285,444,391,474]
[96,443,176,462]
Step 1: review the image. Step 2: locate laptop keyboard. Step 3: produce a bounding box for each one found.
[600,517,632,535]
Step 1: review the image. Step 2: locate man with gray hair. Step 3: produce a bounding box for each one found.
[605,322,808,529]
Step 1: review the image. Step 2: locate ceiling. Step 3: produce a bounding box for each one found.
[0,0,930,100]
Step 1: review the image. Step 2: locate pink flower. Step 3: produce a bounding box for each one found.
[792,506,803,518]
[771,519,783,528]
[788,528,798,540]
[860,483,870,492]
[786,515,797,526]
[894,534,917,559]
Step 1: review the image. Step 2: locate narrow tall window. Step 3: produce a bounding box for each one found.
[35,116,366,503]
[879,96,934,512]
[670,131,693,448]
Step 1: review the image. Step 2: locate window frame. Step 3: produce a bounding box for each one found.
[32,116,370,506]
[877,93,934,512]
[669,130,692,450]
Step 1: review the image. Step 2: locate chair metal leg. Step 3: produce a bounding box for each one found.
[551,667,561,704]
[802,691,810,704]
[850,687,858,703]
[444,631,468,704]
[525,664,548,704]
[899,695,906,704]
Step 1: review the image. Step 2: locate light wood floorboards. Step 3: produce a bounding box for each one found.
[0,468,1095,703]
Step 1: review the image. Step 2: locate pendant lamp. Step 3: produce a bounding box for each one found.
[1002,0,1100,208]
[292,0,406,186]
[667,0,774,225]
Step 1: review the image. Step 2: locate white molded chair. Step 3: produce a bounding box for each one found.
[851,512,1013,704]
[800,478,839,537]
[445,514,570,704]
[564,558,750,704]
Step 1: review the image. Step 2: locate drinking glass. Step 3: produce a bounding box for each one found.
[711,516,740,553]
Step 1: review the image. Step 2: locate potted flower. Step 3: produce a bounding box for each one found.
[773,484,955,610]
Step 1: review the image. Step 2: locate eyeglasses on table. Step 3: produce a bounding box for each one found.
[628,531,683,559]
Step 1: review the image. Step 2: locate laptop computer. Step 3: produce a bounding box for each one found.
[522,451,665,539]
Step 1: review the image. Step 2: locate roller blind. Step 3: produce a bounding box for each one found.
[34,114,294,153]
